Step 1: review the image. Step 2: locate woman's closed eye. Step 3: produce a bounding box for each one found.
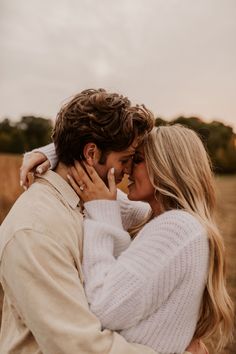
[133,153,144,164]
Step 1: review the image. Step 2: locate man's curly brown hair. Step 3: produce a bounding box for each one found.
[52,88,154,165]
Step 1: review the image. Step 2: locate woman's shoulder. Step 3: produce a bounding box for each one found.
[159,209,203,225]
[141,209,207,243]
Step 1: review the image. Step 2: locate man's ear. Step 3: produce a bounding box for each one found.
[83,143,101,166]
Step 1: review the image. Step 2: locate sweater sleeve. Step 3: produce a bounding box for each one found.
[24,143,58,170]
[117,189,151,230]
[82,205,202,331]
[83,200,131,258]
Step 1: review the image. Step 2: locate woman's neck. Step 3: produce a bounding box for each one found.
[149,199,163,217]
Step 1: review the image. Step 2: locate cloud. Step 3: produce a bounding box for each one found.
[0,0,236,129]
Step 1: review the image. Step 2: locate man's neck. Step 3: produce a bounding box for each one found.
[54,162,70,183]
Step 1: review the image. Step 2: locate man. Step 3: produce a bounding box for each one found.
[0,89,204,354]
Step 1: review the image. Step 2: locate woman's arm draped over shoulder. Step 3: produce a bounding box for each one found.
[25,143,58,170]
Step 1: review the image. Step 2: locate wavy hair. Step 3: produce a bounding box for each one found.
[52,89,154,165]
[132,124,234,351]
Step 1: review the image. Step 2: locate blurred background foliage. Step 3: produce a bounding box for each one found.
[0,115,236,174]
[156,117,236,174]
[0,117,53,154]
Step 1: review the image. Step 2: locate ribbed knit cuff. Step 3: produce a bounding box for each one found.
[32,143,58,170]
[84,200,123,229]
[117,188,128,200]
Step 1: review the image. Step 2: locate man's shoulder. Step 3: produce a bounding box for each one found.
[1,181,65,229]
[0,181,83,260]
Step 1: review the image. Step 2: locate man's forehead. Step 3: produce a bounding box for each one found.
[121,142,141,156]
[112,137,143,157]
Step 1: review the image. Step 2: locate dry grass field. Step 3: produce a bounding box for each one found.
[0,154,235,353]
[213,175,236,354]
[0,154,22,224]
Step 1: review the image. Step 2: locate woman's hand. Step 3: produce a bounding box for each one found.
[67,160,117,202]
[20,152,51,189]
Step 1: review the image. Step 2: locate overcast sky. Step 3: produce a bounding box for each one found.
[1,0,236,130]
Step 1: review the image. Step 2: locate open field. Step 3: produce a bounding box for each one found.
[0,154,235,353]
[0,154,22,224]
[213,175,236,354]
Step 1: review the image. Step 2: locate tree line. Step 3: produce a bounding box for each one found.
[0,116,53,155]
[0,115,236,174]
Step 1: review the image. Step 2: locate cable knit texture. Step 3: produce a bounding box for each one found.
[83,200,209,354]
[117,189,151,230]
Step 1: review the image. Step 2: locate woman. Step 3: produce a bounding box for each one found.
[66,125,234,353]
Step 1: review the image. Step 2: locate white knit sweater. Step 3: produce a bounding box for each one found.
[82,196,209,354]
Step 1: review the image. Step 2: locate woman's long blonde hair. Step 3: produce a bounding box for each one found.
[133,124,234,351]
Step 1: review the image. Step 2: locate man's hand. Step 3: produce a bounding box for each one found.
[20,152,50,189]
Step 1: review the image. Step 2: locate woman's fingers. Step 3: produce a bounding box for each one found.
[70,166,88,190]
[82,162,103,184]
[35,160,51,175]
[20,152,48,189]
[68,162,116,201]
[74,160,104,186]
[70,164,90,191]
[73,161,92,186]
[20,159,33,189]
[20,174,30,190]
[67,173,83,196]
[107,168,117,198]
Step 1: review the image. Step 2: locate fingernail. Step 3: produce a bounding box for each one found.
[67,174,71,180]
[36,167,43,174]
[23,186,27,191]
[20,180,23,187]
[110,167,115,174]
